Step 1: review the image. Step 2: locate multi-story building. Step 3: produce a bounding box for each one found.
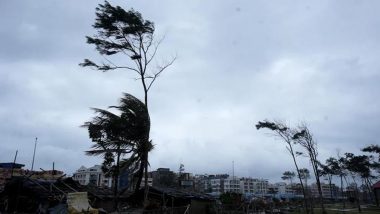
[249,178,269,194]
[72,165,112,188]
[240,177,257,194]
[194,174,208,192]
[310,182,339,199]
[200,175,269,196]
[223,176,241,193]
[150,168,176,188]
[273,182,294,195]
[209,178,223,195]
[202,174,229,194]
[179,172,194,189]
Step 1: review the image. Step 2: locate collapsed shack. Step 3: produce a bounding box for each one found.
[0,177,216,213]
[130,186,216,214]
[0,176,120,213]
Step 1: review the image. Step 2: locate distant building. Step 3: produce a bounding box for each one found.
[310,182,339,199]
[201,174,229,195]
[209,177,223,195]
[224,176,240,193]
[273,182,294,195]
[199,174,269,196]
[179,172,194,189]
[240,178,268,195]
[150,168,177,188]
[0,162,26,188]
[72,165,112,187]
[240,177,257,194]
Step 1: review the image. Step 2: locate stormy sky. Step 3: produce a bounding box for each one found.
[1,0,379,182]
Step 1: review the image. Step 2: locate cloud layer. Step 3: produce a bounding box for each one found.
[1,0,379,182]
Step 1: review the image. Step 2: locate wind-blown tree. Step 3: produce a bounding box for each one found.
[319,163,332,198]
[256,121,310,214]
[320,157,340,200]
[293,125,327,214]
[362,144,380,173]
[80,0,175,202]
[298,168,314,213]
[282,171,296,185]
[342,153,374,212]
[282,171,296,194]
[83,93,150,209]
[299,168,311,186]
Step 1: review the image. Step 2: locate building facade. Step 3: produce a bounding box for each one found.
[72,165,112,188]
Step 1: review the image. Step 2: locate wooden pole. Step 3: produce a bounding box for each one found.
[10,150,18,176]
[31,137,37,171]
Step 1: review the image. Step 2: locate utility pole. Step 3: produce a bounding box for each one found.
[10,150,18,176]
[31,137,37,171]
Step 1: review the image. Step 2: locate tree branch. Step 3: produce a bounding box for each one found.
[147,55,177,91]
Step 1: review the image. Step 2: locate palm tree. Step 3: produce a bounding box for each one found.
[83,93,150,210]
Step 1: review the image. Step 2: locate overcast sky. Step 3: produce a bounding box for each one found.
[1,0,379,182]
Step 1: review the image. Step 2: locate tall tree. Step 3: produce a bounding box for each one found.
[80,0,175,203]
[83,93,150,209]
[293,125,327,214]
[256,120,310,214]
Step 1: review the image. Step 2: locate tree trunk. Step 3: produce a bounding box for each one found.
[143,152,149,206]
[351,177,362,213]
[289,145,309,214]
[134,157,145,194]
[114,151,121,211]
[311,157,326,214]
[328,175,333,200]
[364,178,374,203]
[341,175,345,209]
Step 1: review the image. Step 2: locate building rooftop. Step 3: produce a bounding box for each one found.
[0,162,25,169]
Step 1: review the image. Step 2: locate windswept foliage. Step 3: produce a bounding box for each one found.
[80,1,175,106]
[81,2,175,205]
[256,120,310,214]
[83,93,150,209]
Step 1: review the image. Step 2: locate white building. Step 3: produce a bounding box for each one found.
[209,178,223,194]
[310,182,338,199]
[72,165,112,188]
[240,177,256,194]
[274,182,294,194]
[223,177,240,193]
[240,178,269,195]
[203,176,269,196]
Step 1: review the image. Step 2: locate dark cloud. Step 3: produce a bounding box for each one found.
[0,0,379,183]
